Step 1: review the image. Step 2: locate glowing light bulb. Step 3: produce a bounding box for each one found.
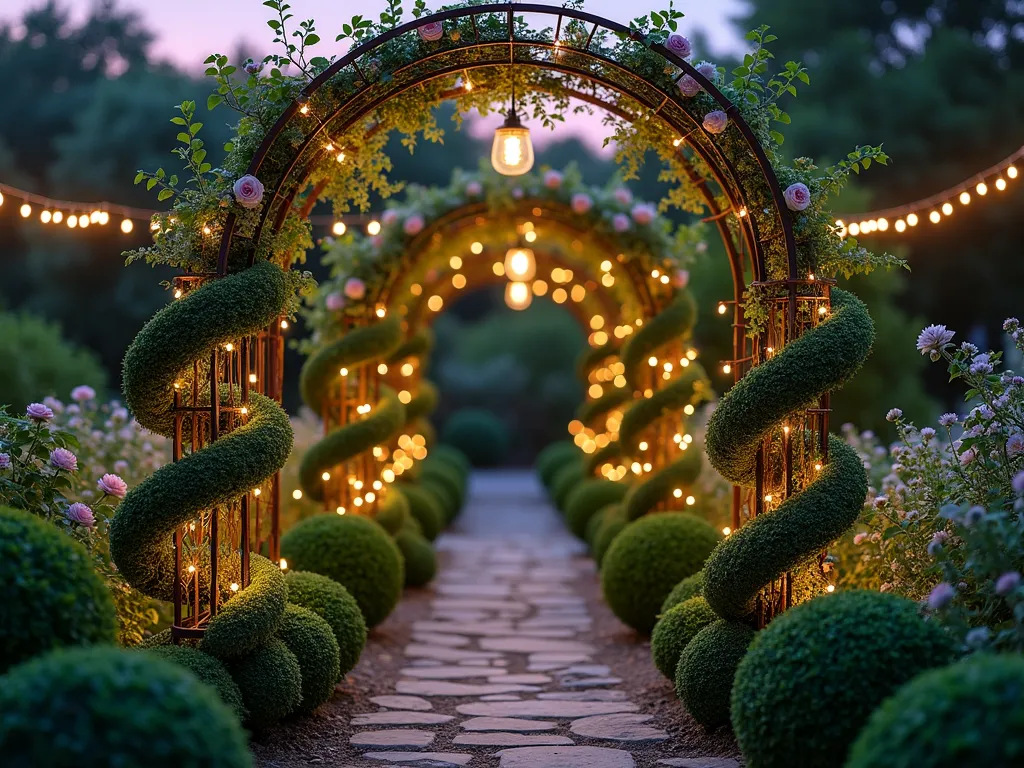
[52,211,63,223]
[230,582,240,592]
[686,495,696,505]
[977,182,988,195]
[40,210,51,223]
[19,203,31,218]
[249,373,257,383]
[253,488,261,496]
[322,471,331,481]
[332,221,347,235]
[895,219,906,233]
[280,319,289,329]
[491,109,534,175]
[723,527,731,536]
[960,191,971,205]
[505,281,532,310]
[722,364,732,374]
[907,213,919,226]
[367,220,381,235]
[504,247,536,280]
[929,210,941,224]
[470,241,483,254]
[718,302,727,315]
[428,295,443,312]
[1009,165,1018,179]
[826,584,836,593]
[996,177,1007,191]
[941,202,953,216]
[292,489,303,500]
[848,222,860,236]
[121,218,133,233]
[377,363,388,375]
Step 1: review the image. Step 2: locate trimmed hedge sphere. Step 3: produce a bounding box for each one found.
[732,590,957,768]
[374,489,409,534]
[846,654,1024,768]
[552,459,586,510]
[430,443,471,476]
[144,645,246,720]
[0,646,251,768]
[584,503,610,548]
[651,596,717,680]
[281,514,404,628]
[564,479,629,539]
[229,638,303,730]
[0,506,118,672]
[661,572,703,613]
[537,441,581,487]
[675,619,755,729]
[276,604,340,715]
[591,503,629,566]
[285,570,366,678]
[440,408,509,467]
[395,527,438,586]
[419,476,458,523]
[401,483,445,540]
[600,513,721,634]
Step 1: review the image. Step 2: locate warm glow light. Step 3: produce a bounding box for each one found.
[532,280,548,296]
[280,320,289,329]
[1009,165,1019,179]
[907,212,919,226]
[400,363,414,376]
[491,113,534,175]
[367,220,381,235]
[847,222,860,236]
[877,217,889,231]
[686,496,696,505]
[524,230,537,243]
[722,363,732,374]
[505,281,532,310]
[552,287,567,304]
[941,202,953,215]
[723,527,731,536]
[452,273,467,289]
[292,489,303,500]
[449,256,463,269]
[377,363,388,374]
[68,216,77,229]
[470,241,483,255]
[78,214,89,228]
[52,211,63,223]
[121,218,134,233]
[996,177,1007,191]
[960,191,971,205]
[279,558,288,570]
[895,219,906,233]
[332,221,347,236]
[492,262,505,276]
[504,247,536,280]
[428,295,443,312]
[929,210,941,224]
[977,182,988,195]
[230,582,240,592]
[19,203,31,218]
[717,302,727,316]
[571,285,585,302]
[826,584,836,593]
[340,367,349,377]
[322,471,331,481]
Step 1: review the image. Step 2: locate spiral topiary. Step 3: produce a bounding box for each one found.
[661,572,703,613]
[731,591,957,768]
[228,637,303,730]
[1,506,118,673]
[651,596,717,681]
[441,408,510,467]
[276,603,340,715]
[675,619,755,729]
[590,502,629,566]
[536,441,581,488]
[584,503,611,548]
[144,644,246,721]
[564,479,629,539]
[600,513,721,634]
[284,570,366,678]
[374,487,410,534]
[846,654,1024,768]
[430,443,471,477]
[400,482,445,541]
[281,513,404,628]
[552,459,586,511]
[395,526,438,587]
[0,646,251,767]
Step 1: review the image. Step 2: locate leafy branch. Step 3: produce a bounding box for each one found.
[133,101,211,201]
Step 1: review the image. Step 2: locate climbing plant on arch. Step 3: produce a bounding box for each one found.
[114,0,899,731]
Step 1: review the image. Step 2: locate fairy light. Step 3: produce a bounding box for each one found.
[19,203,31,217]
[367,220,381,235]
[332,221,346,235]
[280,319,289,329]
[292,489,303,500]
[279,558,288,570]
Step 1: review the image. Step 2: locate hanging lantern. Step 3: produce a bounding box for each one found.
[505,281,533,311]
[503,247,536,280]
[491,73,534,176]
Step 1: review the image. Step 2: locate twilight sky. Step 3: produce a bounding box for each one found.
[2,0,750,150]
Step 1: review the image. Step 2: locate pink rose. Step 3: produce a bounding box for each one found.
[665,34,692,59]
[381,209,400,227]
[677,75,701,97]
[672,269,689,288]
[703,110,729,135]
[71,385,96,402]
[232,175,264,208]
[325,292,346,311]
[66,502,95,528]
[26,403,53,421]
[696,61,717,82]
[614,187,633,206]
[630,203,656,225]
[344,278,366,301]
[98,473,128,499]
[853,532,868,545]
[543,170,564,189]
[243,58,264,76]
[50,448,78,472]
[571,193,592,214]
[466,180,483,197]
[783,182,811,212]
[612,213,630,233]
[417,21,444,42]
[403,214,425,236]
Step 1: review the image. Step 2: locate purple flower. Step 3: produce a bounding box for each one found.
[26,403,53,421]
[939,413,958,427]
[703,110,729,135]
[511,187,524,200]
[677,75,701,98]
[232,175,264,209]
[959,448,977,467]
[963,505,986,526]
[344,278,366,301]
[0,453,10,469]
[783,182,811,212]
[1015,471,1024,495]
[996,571,1021,596]
[916,324,955,356]
[98,473,128,499]
[65,502,95,528]
[614,187,633,206]
[920,427,936,441]
[243,58,264,76]
[1004,317,1020,332]
[571,193,592,214]
[928,582,955,610]
[381,209,400,227]
[965,627,990,648]
[612,213,630,233]
[630,203,656,225]
[325,292,345,312]
[71,385,96,402]
[665,33,692,59]
[1007,434,1024,457]
[543,170,564,189]
[886,408,903,422]
[465,180,483,197]
[113,460,129,474]
[417,21,444,42]
[403,214,425,236]
[696,60,717,82]
[49,448,78,472]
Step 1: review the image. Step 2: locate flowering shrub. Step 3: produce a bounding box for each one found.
[837,319,1024,652]
[0,389,170,645]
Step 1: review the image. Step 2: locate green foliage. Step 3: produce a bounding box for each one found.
[0,313,107,411]
[846,654,1024,768]
[600,513,722,634]
[396,527,438,587]
[201,555,288,660]
[732,591,957,768]
[536,441,581,487]
[564,479,629,539]
[591,502,629,566]
[144,645,246,721]
[551,459,586,510]
[228,637,303,730]
[281,513,404,628]
[623,449,703,521]
[584,503,610,548]
[661,572,704,613]
[276,604,340,715]
[621,294,696,389]
[400,482,445,541]
[284,570,366,678]
[676,619,756,729]
[429,444,471,476]
[375,487,410,534]
[651,596,717,680]
[419,475,458,523]
[441,408,510,468]
[0,646,251,768]
[0,506,117,673]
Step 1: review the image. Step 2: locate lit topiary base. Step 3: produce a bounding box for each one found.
[731,591,957,768]
[281,514,404,628]
[285,570,366,679]
[847,654,1024,768]
[675,619,754,729]
[144,644,246,721]
[228,638,303,731]
[0,506,118,673]
[276,604,340,716]
[651,596,717,681]
[395,527,438,587]
[600,513,721,634]
[0,646,251,767]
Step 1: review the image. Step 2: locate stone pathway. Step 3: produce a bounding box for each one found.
[347,471,741,768]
